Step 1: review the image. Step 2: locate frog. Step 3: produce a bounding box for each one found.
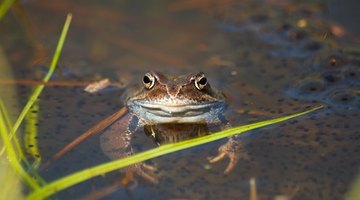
[100,71,248,183]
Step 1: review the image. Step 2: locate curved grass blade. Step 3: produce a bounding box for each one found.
[0,13,73,159]
[0,13,72,192]
[26,105,324,200]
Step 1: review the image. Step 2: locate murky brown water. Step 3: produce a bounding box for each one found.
[0,0,359,199]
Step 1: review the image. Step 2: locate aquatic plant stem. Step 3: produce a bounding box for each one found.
[0,13,73,158]
[12,13,72,133]
[0,99,40,190]
[26,105,323,200]
[0,13,72,192]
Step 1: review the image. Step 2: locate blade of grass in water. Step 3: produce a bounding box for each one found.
[0,13,72,191]
[0,13,73,160]
[0,99,40,190]
[0,0,15,20]
[0,98,13,133]
[26,105,323,200]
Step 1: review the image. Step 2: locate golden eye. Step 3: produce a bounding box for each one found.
[143,72,155,89]
[194,73,207,90]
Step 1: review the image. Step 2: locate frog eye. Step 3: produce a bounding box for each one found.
[143,72,156,89]
[194,74,207,90]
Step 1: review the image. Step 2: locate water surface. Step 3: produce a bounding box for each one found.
[0,0,359,199]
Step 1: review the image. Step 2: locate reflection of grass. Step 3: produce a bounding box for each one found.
[26,105,323,200]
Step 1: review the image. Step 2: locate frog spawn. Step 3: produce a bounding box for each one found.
[210,2,360,199]
[287,50,360,110]
[217,2,327,59]
[21,1,360,199]
[234,6,360,110]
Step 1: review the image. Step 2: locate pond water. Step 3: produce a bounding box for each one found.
[0,0,359,199]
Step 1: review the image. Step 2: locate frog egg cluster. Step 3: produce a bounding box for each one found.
[217,4,325,58]
[256,22,324,58]
[216,2,360,111]
[287,50,360,110]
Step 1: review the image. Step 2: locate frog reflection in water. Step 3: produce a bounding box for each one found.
[100,71,248,183]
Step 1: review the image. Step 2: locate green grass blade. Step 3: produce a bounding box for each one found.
[0,13,72,193]
[1,13,73,159]
[1,89,48,188]
[0,0,15,20]
[11,13,72,134]
[0,97,13,131]
[26,105,323,200]
[0,98,40,190]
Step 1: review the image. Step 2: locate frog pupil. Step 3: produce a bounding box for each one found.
[198,77,207,85]
[143,75,151,84]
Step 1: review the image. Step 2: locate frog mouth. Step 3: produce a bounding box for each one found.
[137,102,214,115]
[131,100,224,118]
